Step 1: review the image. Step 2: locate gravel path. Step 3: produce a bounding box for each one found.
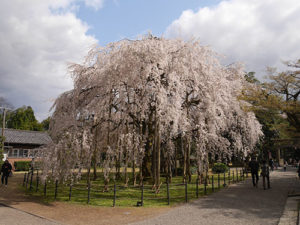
[129,167,300,225]
[0,203,60,225]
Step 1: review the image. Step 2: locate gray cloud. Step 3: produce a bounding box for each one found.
[165,0,300,78]
[0,0,97,120]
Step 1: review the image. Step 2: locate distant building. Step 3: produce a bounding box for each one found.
[0,128,52,166]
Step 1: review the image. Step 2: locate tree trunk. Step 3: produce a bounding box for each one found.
[132,160,136,186]
[93,160,97,180]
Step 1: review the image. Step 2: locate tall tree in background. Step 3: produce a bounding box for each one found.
[242,60,300,137]
[241,60,300,158]
[6,106,43,131]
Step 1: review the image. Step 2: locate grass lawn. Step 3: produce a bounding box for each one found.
[22,168,247,207]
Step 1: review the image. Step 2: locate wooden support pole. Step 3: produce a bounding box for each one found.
[113,183,116,207]
[54,180,58,200]
[167,181,170,205]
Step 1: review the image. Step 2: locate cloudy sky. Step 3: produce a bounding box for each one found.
[1,0,300,120]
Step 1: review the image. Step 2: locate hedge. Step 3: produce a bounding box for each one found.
[14,161,31,171]
[212,163,229,173]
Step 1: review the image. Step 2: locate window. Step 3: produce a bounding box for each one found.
[23,150,28,158]
[29,150,34,158]
[19,149,24,158]
[13,149,18,157]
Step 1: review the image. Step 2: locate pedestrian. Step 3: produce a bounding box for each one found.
[283,161,287,172]
[261,160,270,190]
[269,158,274,171]
[249,156,259,187]
[1,160,12,186]
[297,166,300,179]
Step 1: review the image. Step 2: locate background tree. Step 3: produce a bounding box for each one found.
[241,60,300,159]
[6,106,43,131]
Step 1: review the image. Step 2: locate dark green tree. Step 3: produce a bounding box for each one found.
[41,117,51,130]
[6,106,43,131]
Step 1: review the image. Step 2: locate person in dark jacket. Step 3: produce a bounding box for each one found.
[1,160,12,186]
[261,160,270,190]
[249,157,259,187]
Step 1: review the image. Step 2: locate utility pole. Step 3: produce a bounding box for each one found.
[0,107,11,159]
[2,108,6,137]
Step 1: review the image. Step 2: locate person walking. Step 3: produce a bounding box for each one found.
[249,157,259,187]
[261,160,270,190]
[269,158,274,171]
[283,161,287,172]
[1,160,12,186]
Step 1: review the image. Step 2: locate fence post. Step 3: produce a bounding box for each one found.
[69,184,72,201]
[204,175,207,195]
[196,178,199,198]
[54,180,58,200]
[223,172,226,187]
[44,180,47,197]
[212,175,214,192]
[87,183,91,204]
[113,183,116,207]
[141,183,144,206]
[23,173,27,187]
[26,172,30,189]
[29,170,33,191]
[185,182,188,203]
[167,181,170,205]
[228,170,231,185]
[232,171,235,183]
[36,175,39,192]
[218,173,220,189]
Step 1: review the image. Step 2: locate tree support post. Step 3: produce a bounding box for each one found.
[36,175,39,192]
[141,183,144,206]
[113,183,116,207]
[185,182,188,203]
[69,184,72,201]
[23,173,27,187]
[167,181,170,205]
[196,178,199,198]
[204,176,207,195]
[54,180,58,200]
[212,175,214,192]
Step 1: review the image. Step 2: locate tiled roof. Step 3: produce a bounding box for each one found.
[0,128,52,145]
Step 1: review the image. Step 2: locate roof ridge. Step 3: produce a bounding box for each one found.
[0,128,48,134]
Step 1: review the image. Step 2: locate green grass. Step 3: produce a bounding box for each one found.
[22,168,247,207]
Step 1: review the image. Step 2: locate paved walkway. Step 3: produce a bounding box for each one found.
[130,167,300,225]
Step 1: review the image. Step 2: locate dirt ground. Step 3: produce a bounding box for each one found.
[0,173,170,225]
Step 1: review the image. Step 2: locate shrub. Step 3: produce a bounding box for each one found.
[175,167,198,176]
[14,161,31,171]
[212,163,229,173]
[190,167,198,175]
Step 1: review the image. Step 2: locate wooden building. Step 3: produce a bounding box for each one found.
[1,128,52,166]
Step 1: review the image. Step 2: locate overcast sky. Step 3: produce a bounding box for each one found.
[1,0,300,120]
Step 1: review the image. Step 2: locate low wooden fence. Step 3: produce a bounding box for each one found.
[23,168,247,207]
